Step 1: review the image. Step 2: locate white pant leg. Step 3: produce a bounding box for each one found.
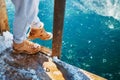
[11,0,41,43]
[29,0,41,28]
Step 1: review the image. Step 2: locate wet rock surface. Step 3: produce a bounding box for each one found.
[0,32,91,80]
[0,48,51,80]
[53,57,90,80]
[0,48,90,80]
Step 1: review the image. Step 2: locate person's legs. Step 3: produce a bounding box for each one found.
[12,0,40,43]
[28,0,41,28]
[11,0,52,54]
[12,0,27,43]
[11,0,41,54]
[27,1,53,40]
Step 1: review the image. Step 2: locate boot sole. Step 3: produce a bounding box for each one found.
[27,32,53,41]
[12,49,37,54]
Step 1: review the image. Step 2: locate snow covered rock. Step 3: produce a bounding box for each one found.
[0,31,13,53]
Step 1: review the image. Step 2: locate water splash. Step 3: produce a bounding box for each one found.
[73,0,120,21]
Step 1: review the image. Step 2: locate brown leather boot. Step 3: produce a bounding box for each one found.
[13,40,41,54]
[27,23,53,40]
[13,40,51,55]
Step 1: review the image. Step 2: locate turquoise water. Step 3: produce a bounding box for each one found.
[6,0,120,80]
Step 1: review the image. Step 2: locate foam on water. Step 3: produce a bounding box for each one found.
[73,0,120,21]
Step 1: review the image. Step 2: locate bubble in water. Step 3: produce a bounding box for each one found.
[70,44,73,48]
[111,39,115,42]
[108,24,114,29]
[102,59,107,63]
[88,40,92,44]
[68,49,73,54]
[90,56,93,59]
[82,63,90,67]
[118,72,120,75]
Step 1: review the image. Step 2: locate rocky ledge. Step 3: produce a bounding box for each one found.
[0,31,90,80]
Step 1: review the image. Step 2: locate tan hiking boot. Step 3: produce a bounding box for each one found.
[13,40,52,55]
[13,40,41,54]
[27,22,53,40]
